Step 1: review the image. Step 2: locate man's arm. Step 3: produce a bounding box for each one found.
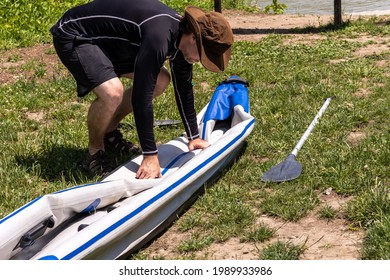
[170,51,210,151]
[131,26,170,179]
[169,51,200,141]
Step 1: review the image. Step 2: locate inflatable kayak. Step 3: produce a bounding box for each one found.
[0,76,255,260]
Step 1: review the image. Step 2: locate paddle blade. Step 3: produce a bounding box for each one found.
[261,154,302,182]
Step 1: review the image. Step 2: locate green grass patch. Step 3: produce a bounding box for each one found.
[177,182,255,243]
[318,204,338,221]
[240,223,276,243]
[345,182,390,228]
[260,241,304,260]
[362,215,390,260]
[259,186,319,221]
[177,234,215,253]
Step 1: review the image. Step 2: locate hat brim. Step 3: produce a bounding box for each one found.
[200,38,231,73]
[185,6,231,73]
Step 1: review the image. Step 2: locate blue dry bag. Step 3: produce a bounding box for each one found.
[201,76,249,140]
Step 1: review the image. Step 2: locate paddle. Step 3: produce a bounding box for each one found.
[154,119,181,127]
[261,97,334,182]
[119,120,181,130]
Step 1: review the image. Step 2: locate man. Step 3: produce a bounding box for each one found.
[51,0,234,179]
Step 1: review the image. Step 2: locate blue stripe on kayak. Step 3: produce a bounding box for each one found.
[0,196,43,225]
[38,255,59,260]
[0,181,113,225]
[161,151,191,176]
[60,118,254,260]
[53,181,109,194]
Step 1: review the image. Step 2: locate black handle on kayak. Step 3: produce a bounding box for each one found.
[13,216,55,250]
[220,76,249,87]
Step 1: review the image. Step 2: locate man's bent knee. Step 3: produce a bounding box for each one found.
[93,77,124,106]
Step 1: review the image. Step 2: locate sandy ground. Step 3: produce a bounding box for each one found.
[1,12,389,260]
[144,190,364,260]
[225,11,351,41]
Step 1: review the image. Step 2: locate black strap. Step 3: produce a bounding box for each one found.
[11,212,89,260]
[220,76,249,87]
[13,216,55,250]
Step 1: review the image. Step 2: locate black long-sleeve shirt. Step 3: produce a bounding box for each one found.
[50,0,199,154]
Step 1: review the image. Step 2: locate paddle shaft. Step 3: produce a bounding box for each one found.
[291,97,334,157]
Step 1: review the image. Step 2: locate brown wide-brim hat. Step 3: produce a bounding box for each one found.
[184,6,234,73]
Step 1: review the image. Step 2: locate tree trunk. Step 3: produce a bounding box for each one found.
[214,0,222,13]
[334,0,342,26]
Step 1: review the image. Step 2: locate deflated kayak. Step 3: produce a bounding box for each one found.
[0,76,255,260]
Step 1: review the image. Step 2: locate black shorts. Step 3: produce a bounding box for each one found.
[53,35,134,97]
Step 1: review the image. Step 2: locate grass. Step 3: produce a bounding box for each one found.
[260,241,305,260]
[259,186,319,222]
[0,1,390,260]
[240,223,276,243]
[362,215,390,259]
[260,241,303,260]
[345,181,390,228]
[318,204,338,221]
[177,234,215,253]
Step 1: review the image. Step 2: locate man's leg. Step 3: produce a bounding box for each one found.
[106,67,171,133]
[87,77,124,155]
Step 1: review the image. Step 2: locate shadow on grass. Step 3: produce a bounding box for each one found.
[376,19,390,26]
[15,145,95,183]
[232,20,351,36]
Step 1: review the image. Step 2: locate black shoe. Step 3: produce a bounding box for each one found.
[82,150,113,176]
[104,129,140,155]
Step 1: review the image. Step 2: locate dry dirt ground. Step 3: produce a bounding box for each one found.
[1,12,389,260]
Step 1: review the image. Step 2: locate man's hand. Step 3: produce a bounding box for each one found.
[136,154,162,179]
[188,138,210,151]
